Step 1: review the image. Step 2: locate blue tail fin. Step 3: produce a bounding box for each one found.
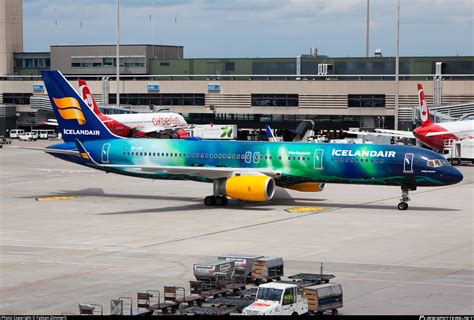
[41,70,119,142]
[265,124,276,142]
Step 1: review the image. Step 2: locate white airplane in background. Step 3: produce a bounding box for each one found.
[346,83,474,151]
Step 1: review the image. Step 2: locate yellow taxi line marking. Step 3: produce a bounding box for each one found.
[36,196,80,201]
[285,207,330,213]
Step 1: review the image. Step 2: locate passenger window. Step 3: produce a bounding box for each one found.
[237,154,240,160]
[279,156,282,160]
[205,153,209,158]
[269,156,272,160]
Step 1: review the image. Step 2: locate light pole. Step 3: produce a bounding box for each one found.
[394,0,400,130]
[116,0,120,109]
[366,0,370,57]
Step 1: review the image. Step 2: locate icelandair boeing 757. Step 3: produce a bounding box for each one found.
[40,70,463,210]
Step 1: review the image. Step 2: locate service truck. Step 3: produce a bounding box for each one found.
[186,124,237,140]
[443,139,474,165]
[242,282,343,316]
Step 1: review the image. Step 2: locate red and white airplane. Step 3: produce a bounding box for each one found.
[79,80,188,138]
[45,80,188,138]
[348,83,474,151]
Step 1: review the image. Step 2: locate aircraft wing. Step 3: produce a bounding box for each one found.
[345,130,415,139]
[114,165,282,180]
[374,129,415,139]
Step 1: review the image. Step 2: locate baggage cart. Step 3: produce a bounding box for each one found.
[251,256,284,285]
[303,283,343,316]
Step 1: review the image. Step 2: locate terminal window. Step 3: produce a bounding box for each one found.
[3,93,32,105]
[109,93,205,106]
[251,94,299,107]
[348,94,385,108]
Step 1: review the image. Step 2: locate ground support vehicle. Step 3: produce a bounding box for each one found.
[303,284,343,316]
[443,139,474,165]
[251,257,284,285]
[8,129,25,139]
[18,132,37,141]
[242,283,308,315]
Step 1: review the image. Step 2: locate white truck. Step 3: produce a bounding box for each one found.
[186,124,237,140]
[242,282,343,316]
[242,283,307,316]
[443,139,474,165]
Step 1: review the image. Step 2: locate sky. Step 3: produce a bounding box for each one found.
[23,0,473,58]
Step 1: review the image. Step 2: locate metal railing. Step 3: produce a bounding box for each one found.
[1,74,474,81]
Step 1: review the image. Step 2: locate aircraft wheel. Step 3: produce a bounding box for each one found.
[215,196,228,207]
[204,196,216,206]
[398,202,408,210]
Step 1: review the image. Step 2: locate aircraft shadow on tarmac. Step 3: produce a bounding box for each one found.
[26,187,460,215]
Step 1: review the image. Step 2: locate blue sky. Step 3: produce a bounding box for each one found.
[23,0,473,58]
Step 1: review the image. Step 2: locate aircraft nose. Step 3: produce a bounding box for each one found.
[447,167,463,185]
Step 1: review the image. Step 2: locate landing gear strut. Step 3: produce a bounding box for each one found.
[398,185,416,210]
[204,195,228,207]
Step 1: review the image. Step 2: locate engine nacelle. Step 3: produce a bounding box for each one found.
[216,175,276,201]
[285,182,326,192]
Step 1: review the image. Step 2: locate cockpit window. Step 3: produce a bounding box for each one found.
[427,159,451,168]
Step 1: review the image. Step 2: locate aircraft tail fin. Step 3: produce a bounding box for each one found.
[78,79,102,116]
[418,83,433,127]
[265,124,277,142]
[41,70,119,142]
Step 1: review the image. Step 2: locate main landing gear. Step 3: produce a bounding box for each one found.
[398,185,416,210]
[204,195,228,206]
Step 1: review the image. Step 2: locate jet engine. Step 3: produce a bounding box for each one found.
[285,182,326,192]
[216,175,276,201]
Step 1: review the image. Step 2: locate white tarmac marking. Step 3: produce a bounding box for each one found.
[353,270,397,274]
[6,251,41,255]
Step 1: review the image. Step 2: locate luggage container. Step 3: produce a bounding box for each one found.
[251,257,284,285]
[303,283,343,316]
[218,254,264,278]
[193,260,235,290]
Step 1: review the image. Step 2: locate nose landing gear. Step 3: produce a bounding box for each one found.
[398,185,416,210]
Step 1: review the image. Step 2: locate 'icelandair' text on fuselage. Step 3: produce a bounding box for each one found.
[331,149,396,158]
[63,129,101,136]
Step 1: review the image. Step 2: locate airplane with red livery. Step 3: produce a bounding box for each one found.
[78,80,188,138]
[347,83,474,152]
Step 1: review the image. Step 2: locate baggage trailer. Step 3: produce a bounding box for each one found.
[288,272,335,285]
[251,256,284,285]
[303,284,343,316]
[218,254,264,279]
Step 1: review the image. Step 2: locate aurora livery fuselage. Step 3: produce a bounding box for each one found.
[48,138,462,188]
[41,70,463,210]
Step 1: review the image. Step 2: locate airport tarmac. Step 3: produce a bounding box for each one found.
[0,140,473,315]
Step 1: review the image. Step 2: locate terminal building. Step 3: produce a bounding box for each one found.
[1,0,473,137]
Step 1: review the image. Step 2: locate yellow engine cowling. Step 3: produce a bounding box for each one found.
[285,182,326,192]
[216,176,276,201]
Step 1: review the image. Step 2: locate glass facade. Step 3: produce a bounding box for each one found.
[348,94,385,108]
[251,94,298,107]
[109,93,205,106]
[3,93,33,105]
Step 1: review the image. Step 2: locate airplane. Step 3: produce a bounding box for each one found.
[346,84,474,151]
[44,79,189,138]
[79,79,189,138]
[265,124,279,142]
[39,70,463,211]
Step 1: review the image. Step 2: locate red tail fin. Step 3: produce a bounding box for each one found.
[78,79,102,116]
[417,83,432,127]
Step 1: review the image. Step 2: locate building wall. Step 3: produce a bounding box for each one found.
[0,0,23,75]
[51,44,183,75]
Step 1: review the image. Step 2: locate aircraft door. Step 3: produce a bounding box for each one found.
[403,153,414,173]
[314,149,324,170]
[101,143,110,163]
